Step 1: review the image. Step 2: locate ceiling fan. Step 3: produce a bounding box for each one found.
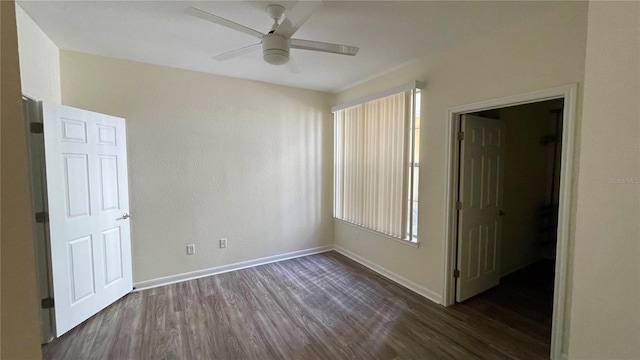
[185,2,359,73]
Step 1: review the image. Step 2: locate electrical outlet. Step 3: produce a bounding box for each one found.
[220,238,227,249]
[187,244,195,255]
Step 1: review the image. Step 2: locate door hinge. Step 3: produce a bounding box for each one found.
[35,211,49,223]
[456,201,462,211]
[30,122,44,134]
[41,297,54,309]
[453,269,460,278]
[457,131,465,141]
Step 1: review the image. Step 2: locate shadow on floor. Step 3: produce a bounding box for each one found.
[455,259,555,357]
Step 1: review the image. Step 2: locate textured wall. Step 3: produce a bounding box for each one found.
[0,0,43,357]
[15,4,60,103]
[334,2,587,354]
[61,51,334,282]
[569,1,640,358]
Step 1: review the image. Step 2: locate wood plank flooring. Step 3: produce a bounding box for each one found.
[460,260,554,347]
[42,252,552,359]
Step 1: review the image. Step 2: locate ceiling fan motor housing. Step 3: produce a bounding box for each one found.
[263,34,290,65]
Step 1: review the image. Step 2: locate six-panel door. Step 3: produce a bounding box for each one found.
[456,114,505,302]
[42,103,132,336]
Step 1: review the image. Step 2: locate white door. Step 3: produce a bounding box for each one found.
[42,102,132,336]
[456,114,505,302]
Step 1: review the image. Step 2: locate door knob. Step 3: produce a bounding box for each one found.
[117,213,131,220]
[499,210,505,216]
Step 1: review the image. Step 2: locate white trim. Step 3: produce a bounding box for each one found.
[442,83,577,360]
[333,58,418,94]
[443,84,575,114]
[22,93,38,102]
[331,80,425,112]
[334,245,442,304]
[133,245,333,291]
[133,243,442,307]
[23,96,56,344]
[134,244,443,308]
[556,352,569,360]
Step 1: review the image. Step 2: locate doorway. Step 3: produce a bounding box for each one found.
[23,95,55,344]
[442,84,577,360]
[469,100,563,276]
[457,99,564,356]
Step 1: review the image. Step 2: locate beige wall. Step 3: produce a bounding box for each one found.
[0,0,44,358]
[335,1,587,300]
[60,51,335,282]
[15,4,60,103]
[568,1,640,358]
[499,100,562,275]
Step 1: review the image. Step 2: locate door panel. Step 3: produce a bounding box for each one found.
[102,227,124,286]
[68,235,96,303]
[63,154,91,217]
[43,102,132,336]
[456,114,505,302]
[99,155,120,211]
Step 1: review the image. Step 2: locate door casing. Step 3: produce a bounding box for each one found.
[442,84,578,360]
[23,95,55,344]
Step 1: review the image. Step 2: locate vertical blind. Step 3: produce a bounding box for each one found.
[334,91,410,238]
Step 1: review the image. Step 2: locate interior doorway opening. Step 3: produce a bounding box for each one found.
[455,98,564,357]
[471,100,563,267]
[23,95,56,344]
[443,84,577,360]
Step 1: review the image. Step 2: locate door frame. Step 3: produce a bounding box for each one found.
[22,94,55,344]
[442,84,578,360]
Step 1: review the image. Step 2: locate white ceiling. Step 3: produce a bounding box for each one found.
[18,1,559,93]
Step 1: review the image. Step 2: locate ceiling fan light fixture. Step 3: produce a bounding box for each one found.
[186,2,359,71]
[264,49,290,65]
[262,34,290,65]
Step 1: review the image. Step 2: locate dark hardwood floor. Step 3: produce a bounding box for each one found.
[457,260,555,358]
[458,260,555,348]
[43,252,553,359]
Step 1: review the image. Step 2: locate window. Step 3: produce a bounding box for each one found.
[333,83,421,242]
[407,90,420,241]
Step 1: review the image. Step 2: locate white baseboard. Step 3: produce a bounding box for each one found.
[333,245,442,305]
[133,245,333,291]
[134,244,444,307]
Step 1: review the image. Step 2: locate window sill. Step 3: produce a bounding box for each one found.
[335,218,420,248]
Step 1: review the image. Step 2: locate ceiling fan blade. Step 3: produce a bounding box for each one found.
[212,43,261,61]
[186,7,264,39]
[290,39,359,56]
[274,0,322,38]
[286,55,301,73]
